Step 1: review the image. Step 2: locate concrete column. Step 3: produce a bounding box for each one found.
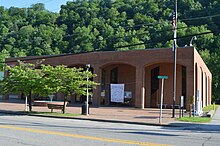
[145,66,151,107]
[105,68,110,105]
[209,78,212,105]
[186,67,194,110]
[197,68,202,101]
[194,64,198,99]
[135,66,145,109]
[206,76,208,106]
[92,65,102,107]
[201,69,204,107]
[202,73,206,107]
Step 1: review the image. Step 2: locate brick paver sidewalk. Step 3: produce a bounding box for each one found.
[0,99,182,125]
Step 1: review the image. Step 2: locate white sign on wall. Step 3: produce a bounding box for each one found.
[110,84,124,103]
[180,96,184,107]
[196,90,203,116]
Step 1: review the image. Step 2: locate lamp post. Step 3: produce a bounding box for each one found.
[190,36,197,46]
[86,64,90,116]
[172,0,178,118]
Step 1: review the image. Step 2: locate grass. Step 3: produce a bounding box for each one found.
[176,104,219,123]
[176,116,211,123]
[23,111,80,117]
[203,104,219,112]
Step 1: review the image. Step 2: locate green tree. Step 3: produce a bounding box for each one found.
[0,49,10,71]
[41,65,98,113]
[0,61,42,111]
[0,62,98,113]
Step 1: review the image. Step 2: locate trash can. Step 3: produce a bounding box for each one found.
[81,102,89,115]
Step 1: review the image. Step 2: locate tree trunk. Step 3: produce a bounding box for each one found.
[28,91,32,112]
[63,96,67,114]
[189,104,192,117]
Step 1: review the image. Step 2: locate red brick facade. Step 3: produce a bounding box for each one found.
[5,47,212,109]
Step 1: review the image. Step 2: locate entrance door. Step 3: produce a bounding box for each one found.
[150,67,159,107]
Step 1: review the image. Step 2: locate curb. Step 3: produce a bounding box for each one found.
[0,110,183,127]
[0,110,27,115]
[28,114,171,127]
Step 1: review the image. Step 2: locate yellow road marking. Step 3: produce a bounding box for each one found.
[0,125,170,146]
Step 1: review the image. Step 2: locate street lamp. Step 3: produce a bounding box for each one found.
[172,0,178,118]
[86,64,90,116]
[190,36,197,46]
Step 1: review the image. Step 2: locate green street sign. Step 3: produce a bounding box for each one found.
[158,76,168,79]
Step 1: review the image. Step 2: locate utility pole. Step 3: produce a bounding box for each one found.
[86,64,90,116]
[172,0,178,118]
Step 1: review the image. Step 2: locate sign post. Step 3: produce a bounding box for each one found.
[179,96,184,118]
[158,76,168,124]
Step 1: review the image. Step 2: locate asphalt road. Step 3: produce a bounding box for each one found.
[0,114,219,146]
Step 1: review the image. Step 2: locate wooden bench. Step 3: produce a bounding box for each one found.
[47,102,67,113]
[171,104,180,109]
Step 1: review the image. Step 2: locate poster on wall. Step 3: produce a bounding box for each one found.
[196,90,203,115]
[110,84,124,103]
[124,91,132,99]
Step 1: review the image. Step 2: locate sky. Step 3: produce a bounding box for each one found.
[0,0,71,12]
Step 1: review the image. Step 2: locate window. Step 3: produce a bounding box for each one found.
[151,67,159,95]
[110,67,118,83]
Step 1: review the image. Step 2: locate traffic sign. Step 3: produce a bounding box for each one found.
[158,76,168,79]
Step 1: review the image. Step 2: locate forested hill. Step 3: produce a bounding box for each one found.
[0,0,220,100]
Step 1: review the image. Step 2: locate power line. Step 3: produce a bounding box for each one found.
[62,20,166,38]
[62,24,208,47]
[0,18,215,55]
[4,53,76,64]
[114,31,213,49]
[1,31,212,64]
[180,13,220,22]
[63,25,194,40]
[63,18,217,41]
[112,26,190,40]
[112,13,220,31]
[0,24,213,58]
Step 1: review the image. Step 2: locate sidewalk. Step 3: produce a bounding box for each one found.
[0,99,191,126]
[210,106,220,125]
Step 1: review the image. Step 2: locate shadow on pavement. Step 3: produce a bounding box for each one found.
[0,110,26,116]
[120,131,179,137]
[165,122,220,133]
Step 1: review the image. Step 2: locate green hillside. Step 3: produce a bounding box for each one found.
[0,0,220,101]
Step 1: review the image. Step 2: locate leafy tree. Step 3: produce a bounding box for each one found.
[0,61,42,111]
[0,61,98,113]
[0,49,10,71]
[69,26,95,53]
[40,65,98,113]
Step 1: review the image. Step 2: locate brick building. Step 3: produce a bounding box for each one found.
[5,47,212,109]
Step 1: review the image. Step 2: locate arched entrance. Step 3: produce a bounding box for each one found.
[100,63,136,106]
[145,62,186,108]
